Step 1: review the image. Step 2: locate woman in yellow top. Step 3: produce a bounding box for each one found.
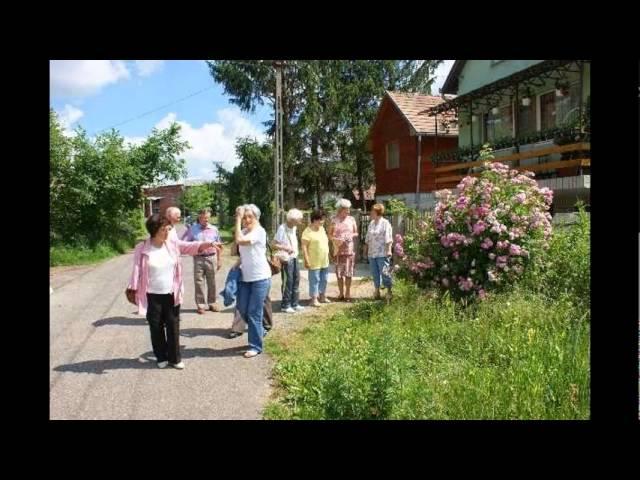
[301,209,331,307]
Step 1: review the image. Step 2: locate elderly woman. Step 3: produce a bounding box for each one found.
[273,208,305,314]
[328,199,358,302]
[301,209,331,307]
[364,203,393,301]
[234,204,272,358]
[127,214,220,369]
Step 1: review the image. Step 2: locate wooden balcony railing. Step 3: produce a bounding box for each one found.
[433,142,590,185]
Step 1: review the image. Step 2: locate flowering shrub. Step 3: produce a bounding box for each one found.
[395,158,553,300]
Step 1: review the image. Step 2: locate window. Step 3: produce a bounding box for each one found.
[386,141,399,169]
[540,82,580,130]
[152,199,161,215]
[484,104,513,143]
[517,99,537,136]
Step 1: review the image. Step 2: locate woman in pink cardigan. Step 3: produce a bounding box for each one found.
[128,213,221,370]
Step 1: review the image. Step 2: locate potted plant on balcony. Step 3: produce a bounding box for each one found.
[521,87,534,107]
[555,80,571,97]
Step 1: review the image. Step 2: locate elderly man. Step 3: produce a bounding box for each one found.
[182,208,223,314]
[165,207,182,242]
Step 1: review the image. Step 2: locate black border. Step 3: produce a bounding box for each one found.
[35,41,640,429]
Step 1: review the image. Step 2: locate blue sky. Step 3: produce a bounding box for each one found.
[50,60,453,180]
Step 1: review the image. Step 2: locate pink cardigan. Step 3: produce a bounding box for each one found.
[128,237,205,315]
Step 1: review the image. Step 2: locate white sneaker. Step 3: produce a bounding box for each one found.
[294,305,305,311]
[283,307,296,314]
[310,300,322,307]
[320,297,332,304]
[171,362,185,370]
[157,361,169,369]
[244,350,260,358]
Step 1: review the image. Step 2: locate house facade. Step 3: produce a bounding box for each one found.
[367,91,458,210]
[427,60,590,213]
[142,184,185,218]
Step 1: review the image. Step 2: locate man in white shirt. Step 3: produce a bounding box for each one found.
[273,208,305,313]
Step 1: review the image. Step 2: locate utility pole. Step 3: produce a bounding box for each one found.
[273,60,285,235]
[212,161,224,226]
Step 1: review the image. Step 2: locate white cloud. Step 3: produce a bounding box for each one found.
[135,60,165,77]
[124,136,147,147]
[433,60,455,95]
[153,107,266,180]
[57,104,84,137]
[50,60,130,97]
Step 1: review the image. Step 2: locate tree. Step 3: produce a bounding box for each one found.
[181,184,214,218]
[49,111,190,247]
[206,60,443,214]
[216,137,274,231]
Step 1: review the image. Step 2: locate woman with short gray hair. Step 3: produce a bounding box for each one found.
[328,198,358,302]
[234,203,272,358]
[273,208,305,314]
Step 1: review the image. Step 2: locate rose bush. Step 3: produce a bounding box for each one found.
[395,159,553,300]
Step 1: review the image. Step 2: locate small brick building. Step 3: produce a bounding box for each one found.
[142,184,185,218]
[367,91,458,210]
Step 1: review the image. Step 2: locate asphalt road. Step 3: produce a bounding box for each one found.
[50,226,372,420]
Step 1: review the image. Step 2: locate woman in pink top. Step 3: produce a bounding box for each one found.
[328,198,358,302]
[127,214,220,370]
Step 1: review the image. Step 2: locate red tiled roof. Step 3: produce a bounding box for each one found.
[385,91,458,136]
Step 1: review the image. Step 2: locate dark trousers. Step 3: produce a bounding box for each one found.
[146,293,181,364]
[280,258,300,309]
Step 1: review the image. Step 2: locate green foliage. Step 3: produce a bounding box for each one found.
[49,109,188,262]
[181,184,214,217]
[218,137,274,229]
[265,280,589,420]
[522,204,590,310]
[206,60,443,209]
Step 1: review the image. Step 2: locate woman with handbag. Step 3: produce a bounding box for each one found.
[126,213,220,369]
[273,208,305,314]
[234,204,272,358]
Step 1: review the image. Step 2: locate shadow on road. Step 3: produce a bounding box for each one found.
[93,316,146,328]
[53,345,250,374]
[181,327,229,338]
[181,345,248,359]
[53,357,156,374]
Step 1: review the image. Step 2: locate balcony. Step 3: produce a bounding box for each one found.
[431,141,590,189]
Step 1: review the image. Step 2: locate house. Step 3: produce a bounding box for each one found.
[426,60,590,213]
[367,91,459,210]
[142,183,185,217]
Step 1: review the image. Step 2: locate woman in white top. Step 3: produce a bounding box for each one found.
[364,203,393,301]
[234,204,272,358]
[273,208,305,314]
[128,214,219,369]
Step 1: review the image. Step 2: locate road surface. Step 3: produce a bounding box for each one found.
[50,227,372,420]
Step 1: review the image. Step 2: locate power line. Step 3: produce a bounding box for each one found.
[93,84,215,135]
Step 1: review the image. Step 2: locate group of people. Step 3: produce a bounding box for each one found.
[126,199,394,369]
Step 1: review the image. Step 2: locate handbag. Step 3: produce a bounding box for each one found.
[125,288,137,305]
[266,240,281,276]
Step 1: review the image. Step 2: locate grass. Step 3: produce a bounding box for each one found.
[50,241,132,267]
[218,228,234,244]
[264,280,589,420]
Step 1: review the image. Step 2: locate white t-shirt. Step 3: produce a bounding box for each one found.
[147,244,176,294]
[365,217,393,258]
[274,223,298,262]
[239,226,272,282]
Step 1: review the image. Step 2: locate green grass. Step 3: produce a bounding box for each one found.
[264,281,590,420]
[51,242,121,267]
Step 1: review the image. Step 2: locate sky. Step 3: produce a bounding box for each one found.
[50,60,454,181]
